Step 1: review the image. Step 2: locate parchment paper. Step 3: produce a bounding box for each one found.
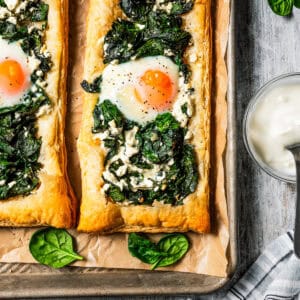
[0,0,230,277]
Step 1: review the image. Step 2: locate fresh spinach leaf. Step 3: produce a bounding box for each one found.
[128,233,163,265]
[268,0,294,16]
[81,76,102,93]
[154,233,189,269]
[128,233,189,270]
[29,228,83,269]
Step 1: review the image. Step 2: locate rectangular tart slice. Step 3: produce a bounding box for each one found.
[78,0,211,233]
[0,0,76,227]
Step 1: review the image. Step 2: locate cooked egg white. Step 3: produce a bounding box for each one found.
[0,37,33,108]
[100,56,179,124]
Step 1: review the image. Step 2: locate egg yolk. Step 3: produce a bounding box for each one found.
[136,69,176,111]
[0,59,26,95]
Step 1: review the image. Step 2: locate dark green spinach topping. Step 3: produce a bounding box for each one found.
[0,91,49,199]
[93,100,198,206]
[104,0,194,81]
[0,0,51,199]
[81,75,102,94]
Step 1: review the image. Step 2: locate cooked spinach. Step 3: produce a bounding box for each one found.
[0,90,49,200]
[137,113,184,164]
[170,0,195,15]
[103,8,192,80]
[268,0,294,16]
[0,1,51,200]
[0,0,6,7]
[29,228,83,269]
[128,233,189,270]
[28,2,49,22]
[120,0,155,21]
[93,99,124,132]
[0,21,27,42]
[81,76,102,93]
[93,100,198,206]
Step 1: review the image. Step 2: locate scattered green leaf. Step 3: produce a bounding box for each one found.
[268,0,294,16]
[29,228,83,269]
[128,233,189,270]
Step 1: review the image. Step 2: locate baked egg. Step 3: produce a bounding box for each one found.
[0,37,31,108]
[100,56,179,124]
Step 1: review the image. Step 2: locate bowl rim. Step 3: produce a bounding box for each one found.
[242,72,300,184]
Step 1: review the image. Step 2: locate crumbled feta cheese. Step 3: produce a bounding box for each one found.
[27,56,41,73]
[5,0,19,11]
[0,180,5,186]
[0,7,10,19]
[8,181,16,188]
[36,105,52,117]
[7,16,16,24]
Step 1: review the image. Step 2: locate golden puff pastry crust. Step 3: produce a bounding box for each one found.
[78,0,211,233]
[0,0,76,228]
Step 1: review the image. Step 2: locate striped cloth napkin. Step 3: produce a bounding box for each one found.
[226,231,300,300]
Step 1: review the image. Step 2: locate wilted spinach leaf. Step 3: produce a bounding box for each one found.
[29,2,49,21]
[170,0,194,15]
[0,89,49,200]
[0,0,6,7]
[0,21,27,42]
[137,113,184,164]
[29,228,83,269]
[120,0,155,21]
[81,76,102,93]
[93,100,124,132]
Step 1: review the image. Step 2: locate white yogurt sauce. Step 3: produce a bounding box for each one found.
[248,83,300,178]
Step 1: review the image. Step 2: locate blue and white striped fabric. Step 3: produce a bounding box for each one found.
[226,231,300,300]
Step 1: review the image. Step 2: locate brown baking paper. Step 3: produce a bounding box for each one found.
[0,0,230,277]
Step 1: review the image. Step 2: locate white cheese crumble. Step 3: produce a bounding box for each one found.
[0,7,10,19]
[36,105,52,117]
[4,0,19,11]
[8,181,16,188]
[27,56,41,73]
[172,74,195,128]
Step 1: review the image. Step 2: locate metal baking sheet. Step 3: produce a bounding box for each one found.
[0,0,237,297]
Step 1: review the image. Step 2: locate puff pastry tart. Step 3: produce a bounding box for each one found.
[0,0,76,227]
[78,0,211,233]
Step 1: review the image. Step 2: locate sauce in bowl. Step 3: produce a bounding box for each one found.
[244,73,300,182]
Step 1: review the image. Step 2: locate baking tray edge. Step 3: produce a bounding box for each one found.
[0,0,238,297]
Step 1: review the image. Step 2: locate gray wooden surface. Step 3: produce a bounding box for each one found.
[38,1,300,300]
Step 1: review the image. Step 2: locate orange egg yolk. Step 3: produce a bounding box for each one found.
[135,69,176,111]
[0,59,26,95]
